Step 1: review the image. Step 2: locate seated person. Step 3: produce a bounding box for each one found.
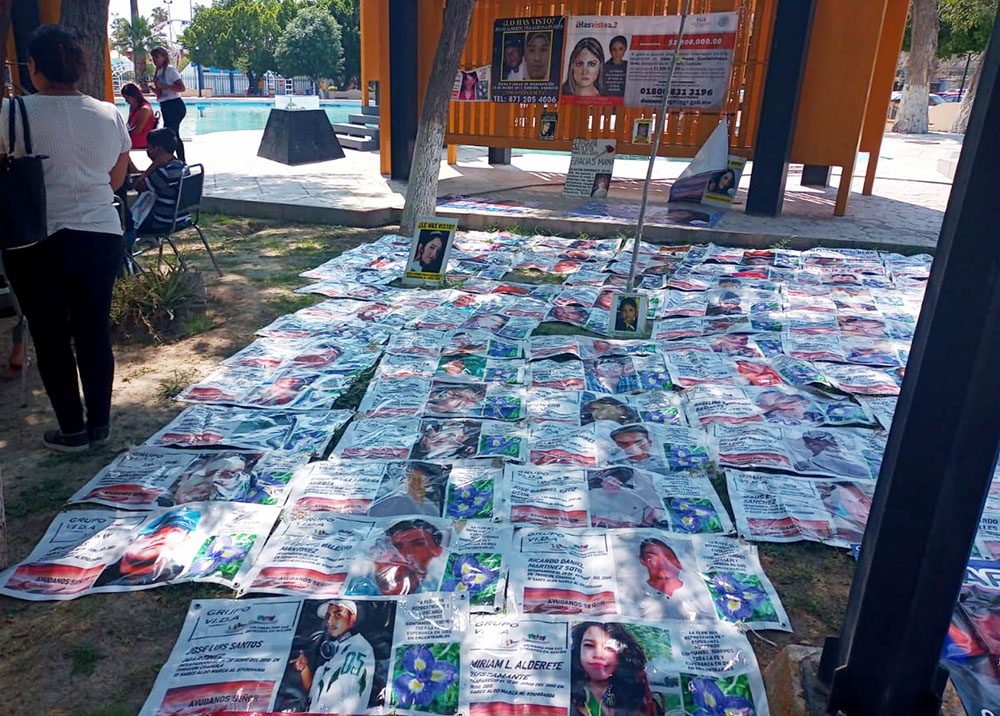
[132,128,189,236]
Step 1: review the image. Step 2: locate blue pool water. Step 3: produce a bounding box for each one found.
[115,99,360,136]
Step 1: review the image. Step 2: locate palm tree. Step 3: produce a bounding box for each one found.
[110,15,168,82]
[151,7,169,27]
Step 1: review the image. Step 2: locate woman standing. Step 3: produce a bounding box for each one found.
[121,81,156,149]
[0,25,131,451]
[150,46,186,161]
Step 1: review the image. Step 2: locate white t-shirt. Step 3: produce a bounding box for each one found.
[0,95,131,237]
[155,66,183,102]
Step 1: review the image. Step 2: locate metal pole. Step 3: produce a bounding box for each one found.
[958,52,972,97]
[626,0,692,293]
[821,9,1000,714]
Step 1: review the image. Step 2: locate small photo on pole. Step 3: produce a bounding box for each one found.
[609,293,649,338]
[632,118,652,144]
[404,217,459,287]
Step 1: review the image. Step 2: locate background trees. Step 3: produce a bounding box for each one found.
[179,0,360,91]
[110,14,167,81]
[275,5,344,89]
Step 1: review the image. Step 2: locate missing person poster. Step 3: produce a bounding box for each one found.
[404,217,459,287]
[632,117,653,144]
[138,596,399,715]
[539,111,558,140]
[561,13,737,109]
[452,65,491,102]
[609,293,649,338]
[564,139,616,198]
[0,503,279,600]
[491,16,566,103]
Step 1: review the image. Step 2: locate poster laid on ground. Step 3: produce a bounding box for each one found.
[404,218,459,287]
[561,13,738,109]
[67,448,311,510]
[140,597,771,716]
[452,66,491,101]
[144,406,351,456]
[491,16,566,103]
[507,526,790,630]
[137,595,407,715]
[564,139,616,197]
[0,504,279,600]
[941,560,1000,716]
[726,470,874,548]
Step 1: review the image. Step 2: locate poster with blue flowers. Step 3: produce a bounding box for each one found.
[0,503,280,600]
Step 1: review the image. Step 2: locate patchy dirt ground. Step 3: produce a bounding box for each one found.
[0,218,856,715]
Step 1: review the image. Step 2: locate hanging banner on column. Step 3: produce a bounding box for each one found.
[491,16,566,103]
[561,12,737,109]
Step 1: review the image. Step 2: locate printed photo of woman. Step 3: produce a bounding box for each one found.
[570,621,664,716]
[563,37,605,98]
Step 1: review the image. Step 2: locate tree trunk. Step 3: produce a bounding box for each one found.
[950,52,983,134]
[61,0,110,100]
[893,0,939,134]
[399,0,476,237]
[1,0,12,89]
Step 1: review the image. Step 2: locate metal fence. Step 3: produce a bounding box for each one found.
[112,64,318,97]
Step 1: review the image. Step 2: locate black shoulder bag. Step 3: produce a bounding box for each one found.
[0,96,48,249]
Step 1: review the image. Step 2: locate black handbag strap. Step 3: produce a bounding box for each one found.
[7,96,32,156]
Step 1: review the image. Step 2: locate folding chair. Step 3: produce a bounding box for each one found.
[134,163,222,277]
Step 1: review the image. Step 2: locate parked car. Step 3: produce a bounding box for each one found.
[938,91,964,103]
[890,91,946,106]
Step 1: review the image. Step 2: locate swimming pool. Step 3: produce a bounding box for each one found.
[115,99,361,136]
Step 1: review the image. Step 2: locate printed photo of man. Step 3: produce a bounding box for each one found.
[347,519,447,596]
[368,462,449,517]
[95,507,200,587]
[290,600,376,714]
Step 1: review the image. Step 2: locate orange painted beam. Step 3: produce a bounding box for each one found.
[790,0,888,215]
[861,0,908,195]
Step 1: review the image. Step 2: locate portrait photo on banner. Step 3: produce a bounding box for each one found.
[491,16,566,103]
[276,598,397,713]
[404,217,459,286]
[609,293,649,338]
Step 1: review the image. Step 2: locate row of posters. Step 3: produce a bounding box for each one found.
[487,13,737,109]
[139,594,771,716]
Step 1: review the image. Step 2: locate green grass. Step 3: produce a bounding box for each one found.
[180,314,213,337]
[158,369,197,402]
[72,706,135,716]
[65,641,107,676]
[5,476,74,517]
[265,293,317,315]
